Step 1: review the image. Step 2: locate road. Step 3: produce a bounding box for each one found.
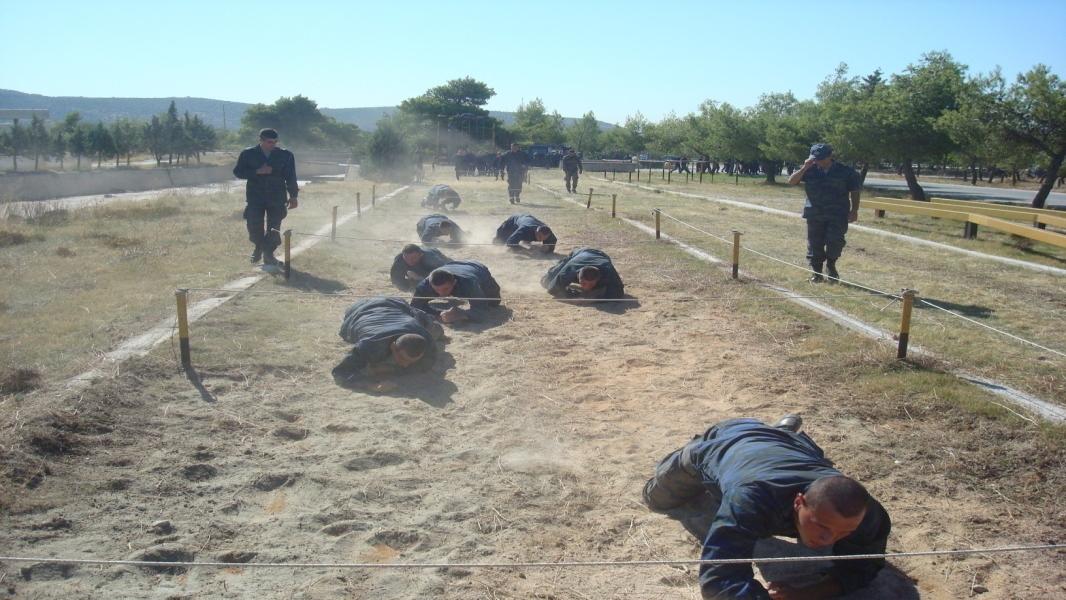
[863,177,1066,208]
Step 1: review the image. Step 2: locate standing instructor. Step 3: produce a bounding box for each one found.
[788,143,860,284]
[233,128,299,267]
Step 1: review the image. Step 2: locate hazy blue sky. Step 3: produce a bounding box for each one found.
[4,0,1064,124]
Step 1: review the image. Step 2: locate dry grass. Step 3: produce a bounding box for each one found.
[565,172,1066,403]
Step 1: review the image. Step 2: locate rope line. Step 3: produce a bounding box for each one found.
[289,231,664,246]
[917,298,1066,358]
[2,544,1062,570]
[183,287,880,303]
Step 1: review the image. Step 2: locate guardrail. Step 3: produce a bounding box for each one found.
[864,198,1066,249]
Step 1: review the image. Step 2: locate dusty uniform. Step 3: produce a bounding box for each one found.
[541,247,625,300]
[411,261,501,322]
[389,247,452,290]
[416,214,465,244]
[422,184,462,210]
[493,214,557,252]
[335,297,442,377]
[232,145,299,256]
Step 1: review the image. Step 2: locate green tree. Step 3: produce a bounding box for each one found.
[143,116,166,166]
[241,95,360,149]
[816,65,887,182]
[88,122,115,167]
[50,122,67,169]
[565,111,603,154]
[110,119,141,167]
[29,114,50,171]
[163,101,182,165]
[877,51,967,200]
[6,118,27,171]
[69,123,89,170]
[987,65,1066,208]
[512,98,565,144]
[601,113,648,158]
[364,119,410,181]
[400,77,495,120]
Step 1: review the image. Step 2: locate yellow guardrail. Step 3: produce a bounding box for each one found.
[863,199,1066,249]
[929,196,1064,217]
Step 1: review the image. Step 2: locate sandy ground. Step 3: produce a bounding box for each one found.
[1,176,1063,599]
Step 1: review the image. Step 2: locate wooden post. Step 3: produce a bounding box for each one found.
[372,185,376,205]
[331,206,338,241]
[875,209,885,218]
[611,194,617,218]
[667,170,671,183]
[283,229,292,280]
[612,170,616,180]
[604,170,607,179]
[587,188,593,209]
[175,289,191,368]
[699,171,703,184]
[356,192,361,217]
[897,289,917,359]
[654,209,661,239]
[964,221,978,239]
[628,170,633,183]
[731,230,742,279]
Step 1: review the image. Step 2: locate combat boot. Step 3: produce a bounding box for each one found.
[826,261,840,284]
[250,244,262,264]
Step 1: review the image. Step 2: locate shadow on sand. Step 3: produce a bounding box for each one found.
[331,349,458,408]
[279,268,348,294]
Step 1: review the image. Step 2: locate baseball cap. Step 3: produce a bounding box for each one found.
[809,143,833,160]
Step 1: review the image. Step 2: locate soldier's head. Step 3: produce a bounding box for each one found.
[577,266,601,291]
[567,148,576,155]
[809,143,834,168]
[534,226,553,243]
[401,244,424,267]
[258,128,279,150]
[793,475,870,549]
[390,333,428,367]
[438,220,453,233]
[429,269,457,296]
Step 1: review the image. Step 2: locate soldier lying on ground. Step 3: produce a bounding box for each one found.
[541,247,625,300]
[332,297,444,383]
[416,213,466,244]
[411,261,502,324]
[390,244,453,290]
[422,184,462,210]
[493,213,557,253]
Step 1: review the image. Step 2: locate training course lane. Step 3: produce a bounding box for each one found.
[863,177,1066,208]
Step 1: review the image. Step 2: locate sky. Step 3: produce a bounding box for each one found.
[3,0,1065,124]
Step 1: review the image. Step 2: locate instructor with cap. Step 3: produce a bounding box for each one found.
[232,128,299,267]
[788,143,861,284]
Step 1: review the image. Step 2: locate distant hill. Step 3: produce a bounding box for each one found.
[0,89,614,132]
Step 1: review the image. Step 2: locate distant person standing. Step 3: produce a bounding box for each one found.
[232,128,299,267]
[561,148,583,193]
[500,143,530,204]
[788,143,861,284]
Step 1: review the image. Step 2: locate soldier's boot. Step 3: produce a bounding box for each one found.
[774,414,803,433]
[808,262,824,284]
[826,261,840,284]
[263,250,281,267]
[250,244,263,264]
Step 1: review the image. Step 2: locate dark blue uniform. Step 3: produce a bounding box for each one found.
[411,261,501,321]
[233,145,299,254]
[494,214,557,252]
[422,184,462,210]
[800,162,861,269]
[337,298,441,373]
[500,149,530,203]
[390,247,452,290]
[416,214,465,244]
[643,419,890,600]
[561,152,583,192]
[541,247,624,300]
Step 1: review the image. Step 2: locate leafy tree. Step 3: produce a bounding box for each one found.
[6,118,27,171]
[400,77,495,120]
[751,92,816,182]
[240,95,359,149]
[601,113,648,158]
[50,122,67,169]
[88,122,115,167]
[565,111,604,154]
[29,114,50,171]
[143,116,166,166]
[110,119,141,166]
[512,98,565,144]
[816,65,886,182]
[163,101,182,165]
[644,113,690,157]
[364,119,410,180]
[876,51,967,200]
[69,123,89,170]
[985,65,1066,208]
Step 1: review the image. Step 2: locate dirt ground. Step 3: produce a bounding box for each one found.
[1,175,1063,599]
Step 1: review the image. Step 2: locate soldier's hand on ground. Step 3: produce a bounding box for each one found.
[440,307,462,324]
[256,165,273,175]
[288,197,298,209]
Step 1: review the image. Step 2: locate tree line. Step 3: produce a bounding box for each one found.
[369,53,1064,207]
[0,101,219,171]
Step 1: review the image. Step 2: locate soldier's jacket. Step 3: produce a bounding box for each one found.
[494,214,557,252]
[800,161,861,219]
[499,150,530,177]
[423,184,462,209]
[390,247,452,290]
[232,145,299,204]
[560,153,583,173]
[541,247,624,300]
[411,261,501,321]
[338,297,442,373]
[416,214,465,243]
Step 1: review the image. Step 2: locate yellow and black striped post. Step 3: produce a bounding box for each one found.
[372,185,377,205]
[611,194,617,218]
[587,188,593,209]
[283,229,292,280]
[175,289,191,368]
[897,289,917,358]
[331,206,338,241]
[654,209,661,239]
[731,230,742,279]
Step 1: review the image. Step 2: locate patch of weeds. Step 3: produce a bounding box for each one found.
[56,247,76,257]
[88,232,144,249]
[96,203,182,220]
[0,230,44,247]
[0,368,42,395]
[27,209,70,226]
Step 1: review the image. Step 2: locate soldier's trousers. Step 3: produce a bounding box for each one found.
[805,216,848,267]
[507,175,524,201]
[564,170,579,191]
[244,199,287,253]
